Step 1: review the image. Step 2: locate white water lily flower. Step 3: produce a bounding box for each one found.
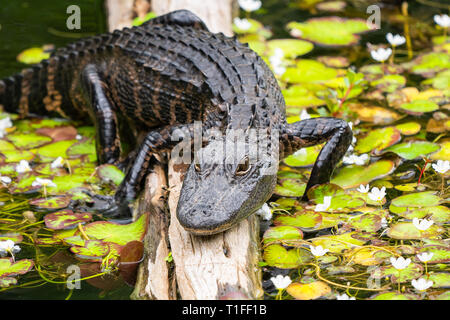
[386,33,406,46]
[336,293,356,300]
[434,14,450,28]
[343,154,369,165]
[233,17,251,31]
[15,160,31,173]
[270,274,292,290]
[417,252,434,263]
[238,0,261,12]
[272,64,286,76]
[411,277,433,291]
[300,109,311,120]
[432,160,449,174]
[368,186,386,202]
[0,176,11,185]
[32,178,57,188]
[75,134,82,140]
[357,184,370,194]
[390,256,411,270]
[412,217,434,231]
[314,196,332,212]
[380,217,388,228]
[0,240,21,257]
[256,203,272,220]
[50,156,65,169]
[370,47,392,62]
[310,245,329,257]
[0,117,13,138]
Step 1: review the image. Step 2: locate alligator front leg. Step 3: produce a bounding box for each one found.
[280,117,353,201]
[96,124,195,218]
[81,64,121,165]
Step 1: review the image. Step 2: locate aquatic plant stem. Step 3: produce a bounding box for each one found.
[418,158,430,185]
[77,222,90,240]
[306,263,391,291]
[402,2,413,59]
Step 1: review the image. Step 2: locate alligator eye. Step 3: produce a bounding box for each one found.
[194,163,201,172]
[236,156,251,176]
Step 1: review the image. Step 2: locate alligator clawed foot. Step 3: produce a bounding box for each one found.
[79,190,133,221]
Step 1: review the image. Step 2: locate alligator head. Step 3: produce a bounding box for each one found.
[176,135,278,235]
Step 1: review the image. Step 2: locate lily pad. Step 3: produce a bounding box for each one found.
[390,191,441,208]
[281,59,339,84]
[274,179,306,197]
[262,225,303,245]
[398,100,439,115]
[70,240,110,258]
[395,122,421,136]
[371,263,423,283]
[287,281,331,300]
[287,17,372,46]
[44,209,92,230]
[7,132,52,149]
[83,213,149,245]
[263,244,312,269]
[268,38,313,57]
[429,273,450,288]
[348,103,401,125]
[384,141,440,160]
[97,164,125,186]
[371,291,418,300]
[0,258,34,278]
[283,145,321,167]
[331,159,397,189]
[274,211,322,229]
[408,52,450,77]
[311,232,366,253]
[417,246,450,264]
[387,222,445,240]
[29,196,71,210]
[354,127,401,154]
[16,47,50,64]
[282,86,325,108]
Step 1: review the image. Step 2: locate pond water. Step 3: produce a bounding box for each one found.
[0,0,448,300]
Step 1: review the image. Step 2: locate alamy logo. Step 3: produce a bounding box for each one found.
[66,5,81,30]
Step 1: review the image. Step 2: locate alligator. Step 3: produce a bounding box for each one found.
[0,10,352,235]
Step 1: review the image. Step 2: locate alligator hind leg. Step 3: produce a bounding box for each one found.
[80,64,121,165]
[280,117,353,201]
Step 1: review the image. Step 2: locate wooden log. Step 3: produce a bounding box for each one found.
[151,0,234,36]
[167,161,263,300]
[104,0,135,31]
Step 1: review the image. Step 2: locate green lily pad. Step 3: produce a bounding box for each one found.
[390,191,441,208]
[370,75,406,93]
[282,86,325,108]
[384,141,440,160]
[70,240,110,258]
[83,213,148,245]
[281,59,338,84]
[267,39,314,58]
[0,277,17,287]
[398,100,439,115]
[395,122,421,136]
[387,222,445,240]
[7,132,52,149]
[331,159,396,189]
[97,164,125,186]
[0,258,34,278]
[16,47,50,64]
[283,145,321,167]
[307,183,365,211]
[262,225,303,245]
[390,205,449,224]
[275,179,306,197]
[429,273,450,288]
[61,235,85,247]
[417,246,450,264]
[354,127,401,154]
[1,150,35,163]
[0,233,23,243]
[371,263,423,283]
[263,244,312,269]
[232,18,264,34]
[408,52,450,77]
[311,232,366,253]
[29,196,71,210]
[422,69,450,90]
[345,213,382,232]
[0,140,16,152]
[274,211,322,229]
[370,291,418,300]
[33,139,78,161]
[44,209,92,230]
[430,140,450,161]
[67,138,97,162]
[287,17,372,46]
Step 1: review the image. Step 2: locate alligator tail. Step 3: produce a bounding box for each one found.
[0,61,51,117]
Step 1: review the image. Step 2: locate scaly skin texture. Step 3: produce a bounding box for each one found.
[0,10,352,235]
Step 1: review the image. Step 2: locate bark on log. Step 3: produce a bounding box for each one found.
[104,0,135,31]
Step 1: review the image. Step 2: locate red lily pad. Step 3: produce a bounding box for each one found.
[29,196,71,210]
[0,258,34,278]
[118,240,145,286]
[44,209,92,230]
